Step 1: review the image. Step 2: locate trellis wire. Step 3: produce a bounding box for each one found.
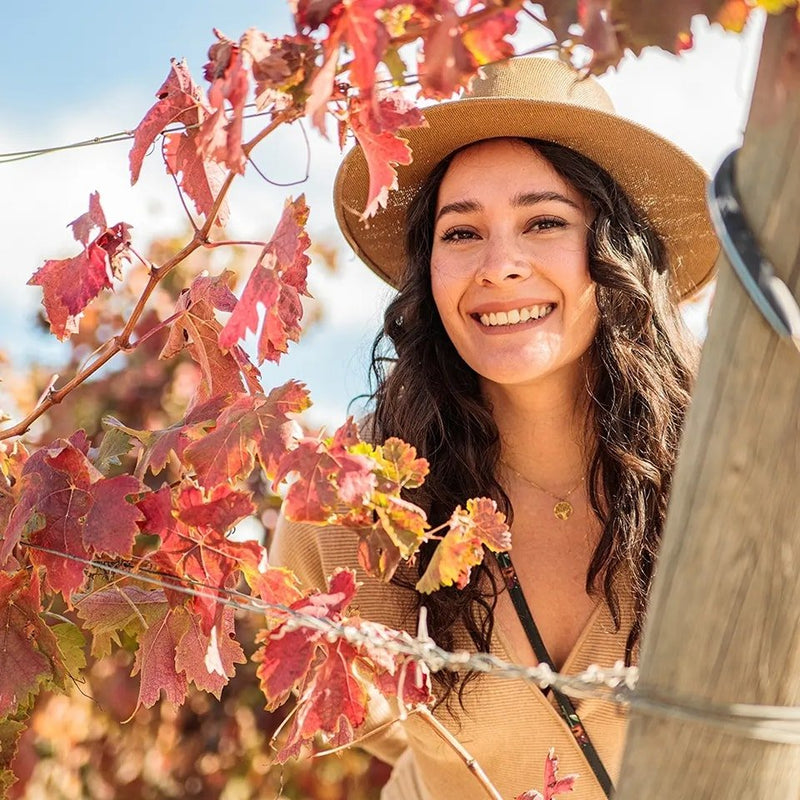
[20,542,800,744]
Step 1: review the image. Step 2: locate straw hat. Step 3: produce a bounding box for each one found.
[333,57,719,300]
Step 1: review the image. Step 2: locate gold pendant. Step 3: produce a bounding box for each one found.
[553,500,573,520]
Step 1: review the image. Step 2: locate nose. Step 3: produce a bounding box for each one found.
[475,235,532,286]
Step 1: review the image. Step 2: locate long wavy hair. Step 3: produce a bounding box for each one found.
[367,137,699,705]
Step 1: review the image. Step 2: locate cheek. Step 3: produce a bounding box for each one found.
[575,284,601,346]
[430,262,464,324]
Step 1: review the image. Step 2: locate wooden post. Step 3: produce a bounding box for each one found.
[615,10,800,798]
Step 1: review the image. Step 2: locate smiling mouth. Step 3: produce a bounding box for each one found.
[475,303,555,327]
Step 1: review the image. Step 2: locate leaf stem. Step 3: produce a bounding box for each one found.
[202,239,269,249]
[415,706,504,800]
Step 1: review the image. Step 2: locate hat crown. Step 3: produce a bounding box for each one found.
[469,58,615,114]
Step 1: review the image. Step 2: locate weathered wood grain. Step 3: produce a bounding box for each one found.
[616,10,800,799]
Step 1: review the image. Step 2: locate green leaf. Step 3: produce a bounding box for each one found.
[0,717,26,794]
[51,621,87,677]
[95,425,134,475]
[382,48,407,86]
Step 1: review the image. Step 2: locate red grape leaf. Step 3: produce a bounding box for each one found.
[373,656,433,708]
[462,6,517,65]
[146,484,264,634]
[197,30,250,174]
[29,244,108,341]
[416,497,510,593]
[538,0,577,42]
[334,0,390,100]
[75,586,171,658]
[348,92,427,219]
[175,483,255,533]
[0,570,62,717]
[131,601,189,708]
[244,564,305,629]
[174,605,245,698]
[256,568,432,761]
[254,568,358,708]
[68,190,106,246]
[267,194,312,294]
[29,192,133,341]
[293,0,342,30]
[351,617,433,705]
[218,196,312,364]
[242,30,313,111]
[135,57,230,225]
[301,0,391,134]
[460,497,512,552]
[185,381,310,487]
[81,473,147,556]
[104,394,229,479]
[274,431,376,523]
[576,0,623,73]
[11,442,96,597]
[164,128,230,227]
[543,747,578,799]
[6,439,148,598]
[275,424,429,579]
[93,221,133,278]
[160,271,262,409]
[255,626,318,708]
[417,6,477,99]
[136,484,173,536]
[0,441,29,566]
[305,47,341,134]
[130,58,205,184]
[277,639,369,761]
[516,748,578,800]
[611,0,726,55]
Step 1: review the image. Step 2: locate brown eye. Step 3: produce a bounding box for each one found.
[528,217,566,232]
[441,227,479,242]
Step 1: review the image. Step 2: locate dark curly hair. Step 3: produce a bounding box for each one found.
[367,137,699,705]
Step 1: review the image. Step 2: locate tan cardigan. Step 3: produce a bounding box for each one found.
[270,516,634,800]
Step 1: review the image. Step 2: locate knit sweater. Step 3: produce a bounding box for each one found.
[269,515,634,800]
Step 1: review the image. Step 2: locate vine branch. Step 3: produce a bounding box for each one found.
[0,107,298,443]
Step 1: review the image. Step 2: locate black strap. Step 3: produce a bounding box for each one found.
[495,552,615,798]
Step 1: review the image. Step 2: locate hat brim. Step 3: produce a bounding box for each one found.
[334,98,719,301]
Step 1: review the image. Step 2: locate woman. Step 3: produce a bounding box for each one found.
[270,57,719,800]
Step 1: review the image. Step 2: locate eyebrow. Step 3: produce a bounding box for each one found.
[435,190,581,223]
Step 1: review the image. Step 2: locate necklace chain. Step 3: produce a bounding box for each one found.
[501,461,585,521]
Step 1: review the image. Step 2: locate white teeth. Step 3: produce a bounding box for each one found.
[477,304,554,327]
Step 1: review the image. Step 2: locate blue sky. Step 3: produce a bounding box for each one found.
[1,5,766,430]
[5,3,294,118]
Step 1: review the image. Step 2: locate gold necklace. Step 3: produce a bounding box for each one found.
[502,463,585,521]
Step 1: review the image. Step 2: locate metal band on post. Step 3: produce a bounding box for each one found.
[707,149,800,350]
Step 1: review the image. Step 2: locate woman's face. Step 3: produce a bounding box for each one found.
[430,138,599,391]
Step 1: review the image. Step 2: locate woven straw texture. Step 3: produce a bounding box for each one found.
[334,57,719,300]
